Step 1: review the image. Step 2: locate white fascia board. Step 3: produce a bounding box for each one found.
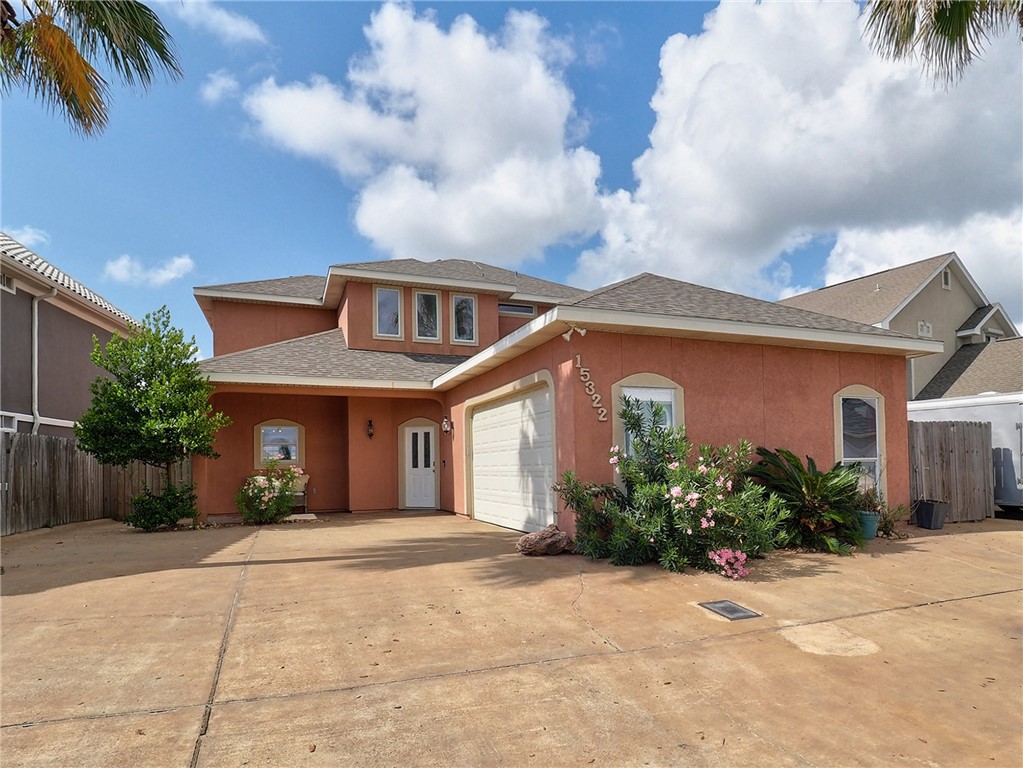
[507,292,576,305]
[206,372,434,390]
[555,306,946,357]
[956,304,1017,337]
[431,309,560,389]
[192,288,324,307]
[328,266,517,295]
[909,391,1023,410]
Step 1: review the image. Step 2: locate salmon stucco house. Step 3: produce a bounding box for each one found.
[193,259,943,534]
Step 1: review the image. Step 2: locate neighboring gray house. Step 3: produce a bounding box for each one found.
[780,253,1018,398]
[0,232,135,437]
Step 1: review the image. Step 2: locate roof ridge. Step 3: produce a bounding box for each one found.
[791,252,954,296]
[562,273,652,305]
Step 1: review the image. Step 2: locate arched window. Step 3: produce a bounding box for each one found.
[833,385,886,496]
[611,373,685,456]
[253,419,305,468]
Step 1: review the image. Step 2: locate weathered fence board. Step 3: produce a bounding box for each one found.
[1,432,192,536]
[909,420,994,523]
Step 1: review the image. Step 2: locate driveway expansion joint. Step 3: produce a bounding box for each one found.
[189,528,260,768]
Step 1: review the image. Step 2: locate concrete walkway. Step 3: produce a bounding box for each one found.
[1,512,1020,767]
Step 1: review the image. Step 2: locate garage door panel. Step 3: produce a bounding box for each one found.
[471,386,554,533]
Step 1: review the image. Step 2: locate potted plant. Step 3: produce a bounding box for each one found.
[854,487,884,541]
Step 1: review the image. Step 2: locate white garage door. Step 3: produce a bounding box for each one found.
[471,385,555,533]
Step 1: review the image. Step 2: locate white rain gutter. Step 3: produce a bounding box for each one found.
[31,287,58,434]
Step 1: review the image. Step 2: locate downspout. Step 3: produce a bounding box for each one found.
[31,288,58,434]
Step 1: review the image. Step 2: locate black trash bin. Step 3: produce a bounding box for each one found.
[914,500,948,530]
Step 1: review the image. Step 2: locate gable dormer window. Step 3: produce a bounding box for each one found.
[414,290,441,342]
[452,293,477,344]
[375,286,403,339]
[941,268,951,290]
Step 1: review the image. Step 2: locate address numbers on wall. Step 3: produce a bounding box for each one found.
[575,354,608,422]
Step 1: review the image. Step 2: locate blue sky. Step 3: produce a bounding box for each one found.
[3,0,1020,357]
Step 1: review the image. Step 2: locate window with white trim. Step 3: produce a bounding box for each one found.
[254,420,304,467]
[839,396,880,490]
[0,273,14,293]
[452,294,477,344]
[622,386,676,456]
[941,268,951,290]
[414,291,441,342]
[375,286,403,339]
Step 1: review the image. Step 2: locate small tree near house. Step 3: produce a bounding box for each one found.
[75,306,230,530]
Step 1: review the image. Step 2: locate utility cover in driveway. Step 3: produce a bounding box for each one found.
[699,600,761,620]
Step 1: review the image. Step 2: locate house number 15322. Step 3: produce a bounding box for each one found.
[575,354,608,422]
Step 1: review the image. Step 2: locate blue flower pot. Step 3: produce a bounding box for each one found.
[857,510,880,540]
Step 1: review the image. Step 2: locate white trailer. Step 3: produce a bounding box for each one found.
[908,392,1023,510]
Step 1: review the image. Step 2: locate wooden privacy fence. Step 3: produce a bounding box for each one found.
[1,432,192,536]
[908,420,993,523]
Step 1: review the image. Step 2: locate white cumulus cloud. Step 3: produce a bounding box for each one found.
[168,0,267,46]
[243,2,603,266]
[104,254,196,287]
[5,225,51,247]
[200,69,240,105]
[574,0,1022,307]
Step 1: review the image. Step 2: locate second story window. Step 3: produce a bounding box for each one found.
[415,291,440,341]
[375,286,403,339]
[452,294,477,344]
[941,268,951,290]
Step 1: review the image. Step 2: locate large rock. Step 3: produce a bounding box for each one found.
[516,524,574,556]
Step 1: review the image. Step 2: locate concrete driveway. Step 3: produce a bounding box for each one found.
[1,512,1021,767]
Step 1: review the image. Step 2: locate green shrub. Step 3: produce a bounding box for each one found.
[745,448,863,554]
[236,459,304,525]
[554,397,790,577]
[126,483,197,531]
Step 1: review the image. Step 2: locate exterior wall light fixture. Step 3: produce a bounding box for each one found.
[441,417,453,435]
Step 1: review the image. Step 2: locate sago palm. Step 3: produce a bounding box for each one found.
[865,0,1022,83]
[1,0,180,135]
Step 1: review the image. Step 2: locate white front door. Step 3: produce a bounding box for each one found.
[405,426,436,508]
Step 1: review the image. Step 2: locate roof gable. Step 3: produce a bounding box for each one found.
[779,253,967,326]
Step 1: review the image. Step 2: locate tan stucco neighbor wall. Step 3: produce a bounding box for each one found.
[891,270,976,398]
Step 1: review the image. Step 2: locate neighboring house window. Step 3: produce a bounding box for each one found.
[0,414,16,432]
[452,294,477,344]
[834,386,885,494]
[414,291,441,342]
[254,420,304,468]
[498,303,535,317]
[610,374,685,460]
[941,268,951,290]
[375,286,403,339]
[0,273,14,293]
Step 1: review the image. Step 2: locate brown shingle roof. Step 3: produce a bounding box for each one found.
[562,273,910,339]
[195,275,326,299]
[957,305,996,333]
[778,253,951,325]
[0,231,135,326]
[915,338,1023,399]
[199,328,464,383]
[337,258,583,299]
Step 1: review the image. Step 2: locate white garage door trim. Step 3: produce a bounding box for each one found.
[466,371,556,533]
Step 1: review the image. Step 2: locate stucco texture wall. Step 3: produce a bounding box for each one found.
[210,302,337,356]
[444,331,909,536]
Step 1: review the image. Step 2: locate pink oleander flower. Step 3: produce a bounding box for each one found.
[715,476,725,487]
[669,486,683,499]
[698,465,709,474]
[726,479,733,491]
[686,528,692,535]
[609,456,619,465]
[668,461,680,470]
